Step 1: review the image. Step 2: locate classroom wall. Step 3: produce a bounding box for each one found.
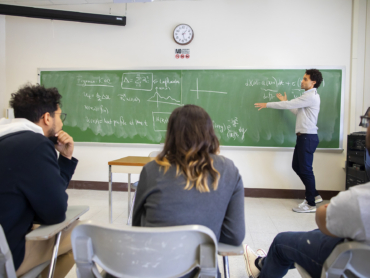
[363,1,370,113]
[1,0,360,191]
[350,0,369,133]
[0,15,5,117]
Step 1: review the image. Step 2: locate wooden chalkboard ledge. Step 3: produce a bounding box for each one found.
[219,146,344,153]
[68,180,339,200]
[73,142,344,153]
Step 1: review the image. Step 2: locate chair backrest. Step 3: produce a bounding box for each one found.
[148,151,160,158]
[321,241,370,278]
[71,223,218,278]
[0,225,16,278]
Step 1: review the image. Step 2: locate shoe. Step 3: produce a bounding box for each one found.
[298,199,308,208]
[298,195,323,208]
[244,245,266,278]
[315,195,323,203]
[256,249,266,257]
[292,203,316,213]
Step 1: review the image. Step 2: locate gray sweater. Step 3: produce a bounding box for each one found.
[266,88,320,134]
[132,154,245,245]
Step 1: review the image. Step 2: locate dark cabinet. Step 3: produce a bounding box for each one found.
[346,132,369,189]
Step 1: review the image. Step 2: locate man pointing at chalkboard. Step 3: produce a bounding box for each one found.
[255,69,323,213]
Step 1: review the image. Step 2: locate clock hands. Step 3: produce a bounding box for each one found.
[173,24,193,45]
[182,29,191,39]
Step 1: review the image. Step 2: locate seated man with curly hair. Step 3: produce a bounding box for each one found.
[0,84,78,277]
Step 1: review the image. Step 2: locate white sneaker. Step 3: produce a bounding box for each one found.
[315,195,323,203]
[298,199,308,208]
[292,203,316,213]
[244,245,266,278]
[256,249,266,257]
[298,195,323,208]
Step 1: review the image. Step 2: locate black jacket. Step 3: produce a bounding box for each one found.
[0,130,77,269]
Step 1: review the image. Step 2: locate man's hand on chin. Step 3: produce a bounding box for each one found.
[54,130,74,160]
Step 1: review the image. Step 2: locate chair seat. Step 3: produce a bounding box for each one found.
[130,181,138,190]
[217,243,243,256]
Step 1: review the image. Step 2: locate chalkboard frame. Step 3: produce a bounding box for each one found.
[38,66,345,152]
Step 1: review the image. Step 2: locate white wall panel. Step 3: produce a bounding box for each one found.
[4,0,353,190]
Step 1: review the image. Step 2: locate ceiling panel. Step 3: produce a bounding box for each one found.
[0,0,199,4]
[85,0,114,3]
[50,0,89,4]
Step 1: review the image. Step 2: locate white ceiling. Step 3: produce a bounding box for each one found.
[0,0,197,5]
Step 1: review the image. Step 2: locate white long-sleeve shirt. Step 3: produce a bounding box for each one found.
[266,88,320,134]
[326,182,370,244]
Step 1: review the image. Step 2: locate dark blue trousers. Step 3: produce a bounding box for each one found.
[260,229,344,278]
[292,134,319,206]
[365,149,370,180]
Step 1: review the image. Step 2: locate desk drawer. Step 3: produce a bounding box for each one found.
[347,154,365,164]
[347,168,368,181]
[346,175,365,189]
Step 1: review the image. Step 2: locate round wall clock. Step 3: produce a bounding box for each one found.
[173,24,194,45]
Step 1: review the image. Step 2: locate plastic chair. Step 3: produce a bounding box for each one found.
[0,205,89,278]
[218,243,243,278]
[125,149,242,277]
[0,225,50,278]
[295,241,370,278]
[71,223,218,278]
[127,151,160,225]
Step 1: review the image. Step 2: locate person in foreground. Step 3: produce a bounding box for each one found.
[244,113,370,278]
[255,69,323,213]
[0,84,78,277]
[132,104,245,278]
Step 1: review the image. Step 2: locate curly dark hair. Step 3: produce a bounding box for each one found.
[305,69,323,88]
[9,84,62,123]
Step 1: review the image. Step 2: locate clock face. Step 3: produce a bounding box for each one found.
[173,24,194,45]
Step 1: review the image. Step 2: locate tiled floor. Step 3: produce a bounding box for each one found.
[66,189,328,278]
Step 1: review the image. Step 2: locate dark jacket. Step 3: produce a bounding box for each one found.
[0,126,77,269]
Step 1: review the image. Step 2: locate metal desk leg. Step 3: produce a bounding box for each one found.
[128,173,131,217]
[47,231,62,278]
[109,165,112,224]
[127,191,136,225]
[223,256,230,278]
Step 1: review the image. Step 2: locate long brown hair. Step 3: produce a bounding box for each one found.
[155,105,220,192]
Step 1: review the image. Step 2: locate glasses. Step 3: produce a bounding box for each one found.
[359,116,370,128]
[56,113,67,123]
[42,113,67,123]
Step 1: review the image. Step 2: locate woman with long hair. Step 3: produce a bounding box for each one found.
[132,105,245,276]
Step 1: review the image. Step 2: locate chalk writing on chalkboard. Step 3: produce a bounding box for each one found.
[152,112,171,132]
[147,88,181,107]
[121,72,154,91]
[190,78,228,99]
[40,69,342,148]
[77,76,114,87]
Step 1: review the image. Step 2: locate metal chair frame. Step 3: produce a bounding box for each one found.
[295,240,370,278]
[0,206,89,278]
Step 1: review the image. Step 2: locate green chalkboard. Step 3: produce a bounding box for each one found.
[39,69,342,148]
